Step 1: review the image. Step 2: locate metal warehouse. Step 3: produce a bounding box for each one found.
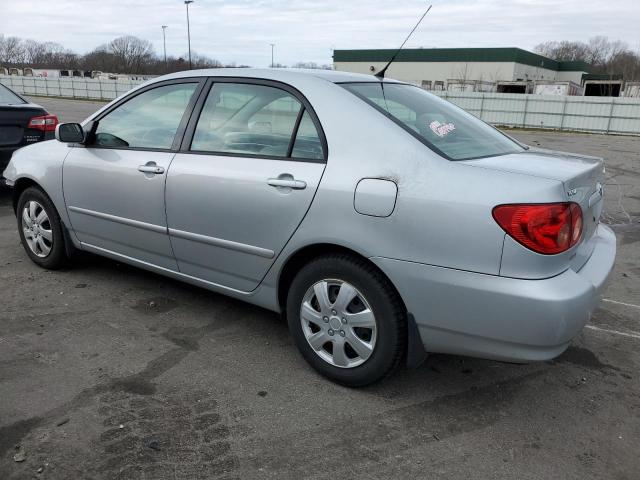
[333,48,590,94]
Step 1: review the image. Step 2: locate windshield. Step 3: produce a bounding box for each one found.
[341,82,524,161]
[0,83,26,105]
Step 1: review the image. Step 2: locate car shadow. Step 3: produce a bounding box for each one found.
[0,184,12,207]
[66,250,601,396]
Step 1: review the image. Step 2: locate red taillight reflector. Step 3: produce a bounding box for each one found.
[492,202,583,255]
[27,114,59,132]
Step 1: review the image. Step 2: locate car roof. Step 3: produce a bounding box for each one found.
[158,68,403,85]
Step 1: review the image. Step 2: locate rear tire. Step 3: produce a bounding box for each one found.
[286,254,406,387]
[17,186,69,270]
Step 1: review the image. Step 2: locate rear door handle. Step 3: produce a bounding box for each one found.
[267,178,307,190]
[138,163,165,175]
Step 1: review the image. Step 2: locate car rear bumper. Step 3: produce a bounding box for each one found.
[371,224,616,362]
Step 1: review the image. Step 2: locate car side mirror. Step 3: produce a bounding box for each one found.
[55,123,85,143]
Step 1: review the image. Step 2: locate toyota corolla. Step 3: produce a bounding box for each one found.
[2,69,616,386]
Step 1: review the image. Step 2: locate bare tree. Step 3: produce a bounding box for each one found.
[189,52,222,69]
[535,36,640,81]
[108,36,155,74]
[22,40,71,68]
[450,63,474,90]
[0,35,26,64]
[535,40,589,62]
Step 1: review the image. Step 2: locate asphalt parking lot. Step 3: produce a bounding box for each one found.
[1,97,639,480]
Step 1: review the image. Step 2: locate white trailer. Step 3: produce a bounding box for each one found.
[534,81,583,96]
[22,68,61,78]
[624,82,640,98]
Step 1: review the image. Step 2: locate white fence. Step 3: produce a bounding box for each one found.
[433,91,640,136]
[0,74,144,101]
[2,74,640,135]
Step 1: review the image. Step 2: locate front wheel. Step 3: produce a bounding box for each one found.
[17,186,69,270]
[286,254,406,387]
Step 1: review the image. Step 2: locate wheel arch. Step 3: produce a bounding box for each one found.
[11,176,77,259]
[11,176,43,214]
[277,242,407,314]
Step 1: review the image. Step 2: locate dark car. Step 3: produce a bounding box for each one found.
[0,83,58,171]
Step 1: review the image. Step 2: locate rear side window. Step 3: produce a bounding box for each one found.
[341,82,523,161]
[94,83,198,149]
[291,111,323,160]
[191,82,323,160]
[0,83,26,104]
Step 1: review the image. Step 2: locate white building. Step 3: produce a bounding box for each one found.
[333,48,590,93]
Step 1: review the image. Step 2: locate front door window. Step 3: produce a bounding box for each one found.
[94,83,198,149]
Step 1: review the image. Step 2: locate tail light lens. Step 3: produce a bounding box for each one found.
[27,114,59,132]
[493,203,583,255]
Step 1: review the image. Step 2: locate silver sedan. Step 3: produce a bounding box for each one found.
[2,69,616,386]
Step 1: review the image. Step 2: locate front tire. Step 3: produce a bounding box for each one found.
[17,186,69,270]
[286,254,406,387]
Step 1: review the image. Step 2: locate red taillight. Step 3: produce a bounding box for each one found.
[27,114,59,132]
[492,202,583,255]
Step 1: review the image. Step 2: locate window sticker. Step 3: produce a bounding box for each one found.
[429,120,456,138]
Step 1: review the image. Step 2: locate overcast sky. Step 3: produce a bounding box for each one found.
[3,0,639,67]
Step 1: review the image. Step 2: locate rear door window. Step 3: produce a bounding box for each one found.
[190,82,324,160]
[0,84,26,104]
[291,110,323,160]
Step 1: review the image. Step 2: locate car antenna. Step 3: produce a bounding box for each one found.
[375,4,432,80]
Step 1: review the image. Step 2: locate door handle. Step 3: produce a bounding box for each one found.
[138,163,165,175]
[267,178,307,190]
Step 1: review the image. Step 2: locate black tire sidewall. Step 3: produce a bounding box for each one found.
[16,187,67,269]
[287,255,404,387]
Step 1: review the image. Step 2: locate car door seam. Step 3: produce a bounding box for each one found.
[250,162,329,292]
[163,152,180,271]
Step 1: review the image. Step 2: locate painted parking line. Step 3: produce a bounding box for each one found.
[602,298,640,310]
[585,324,640,340]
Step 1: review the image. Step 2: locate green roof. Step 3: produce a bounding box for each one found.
[333,48,591,72]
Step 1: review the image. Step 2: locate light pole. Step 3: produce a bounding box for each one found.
[270,43,275,68]
[184,0,194,69]
[161,25,168,70]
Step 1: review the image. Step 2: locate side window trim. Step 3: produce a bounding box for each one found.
[86,77,207,153]
[286,107,306,158]
[180,77,328,163]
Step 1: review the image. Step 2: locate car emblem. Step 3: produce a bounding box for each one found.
[567,188,577,197]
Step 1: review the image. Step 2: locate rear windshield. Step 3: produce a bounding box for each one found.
[0,83,26,105]
[341,82,523,161]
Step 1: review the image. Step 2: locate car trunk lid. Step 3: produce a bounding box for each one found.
[463,148,605,272]
[0,104,47,147]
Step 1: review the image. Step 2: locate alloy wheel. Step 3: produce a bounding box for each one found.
[21,200,53,258]
[300,279,377,368]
